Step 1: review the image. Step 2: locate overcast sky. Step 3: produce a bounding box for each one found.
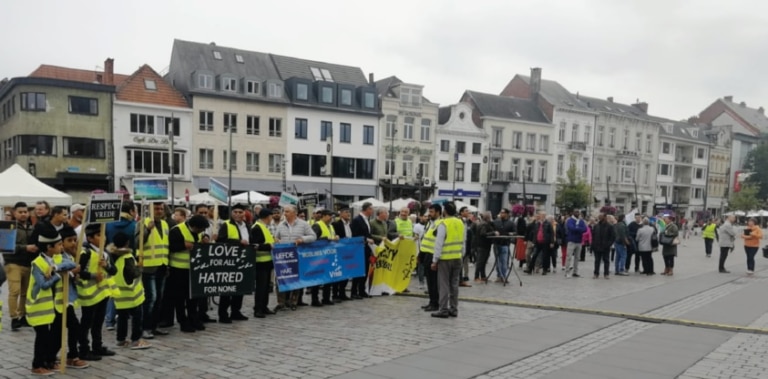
[3,0,766,120]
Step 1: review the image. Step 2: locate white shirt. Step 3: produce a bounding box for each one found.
[343,220,352,238]
[235,221,249,241]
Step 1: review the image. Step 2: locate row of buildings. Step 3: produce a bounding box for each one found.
[1,39,766,218]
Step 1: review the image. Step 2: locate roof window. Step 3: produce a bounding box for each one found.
[310,67,334,82]
[213,51,222,60]
[235,54,244,63]
[144,79,157,90]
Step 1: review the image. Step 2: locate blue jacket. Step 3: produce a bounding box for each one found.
[565,217,587,243]
[105,217,137,250]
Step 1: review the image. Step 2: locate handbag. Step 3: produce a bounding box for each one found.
[659,233,674,246]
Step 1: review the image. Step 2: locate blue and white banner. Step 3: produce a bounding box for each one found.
[272,237,365,291]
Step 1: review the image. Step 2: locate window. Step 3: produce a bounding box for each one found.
[694,188,703,199]
[364,92,375,108]
[340,123,351,143]
[594,158,603,181]
[418,160,430,178]
[608,128,615,148]
[130,114,155,134]
[472,143,482,155]
[268,82,283,98]
[355,158,374,179]
[320,121,332,141]
[294,118,308,139]
[223,113,237,133]
[512,132,523,150]
[213,51,222,60]
[524,160,534,181]
[269,154,284,173]
[341,89,352,106]
[321,87,333,103]
[320,69,333,82]
[157,116,180,137]
[246,116,260,135]
[292,154,310,176]
[471,163,480,182]
[557,155,564,176]
[246,80,260,95]
[400,87,422,107]
[439,160,449,181]
[440,140,450,152]
[144,79,157,90]
[597,126,604,146]
[662,142,670,154]
[403,117,414,140]
[697,148,705,159]
[493,128,503,148]
[21,93,46,111]
[126,148,184,175]
[583,158,589,176]
[363,125,374,145]
[660,186,668,197]
[635,132,642,151]
[571,124,579,142]
[199,111,214,132]
[310,67,323,81]
[511,158,520,180]
[558,122,566,142]
[584,126,591,145]
[267,118,283,137]
[332,157,356,179]
[198,148,213,169]
[223,150,237,171]
[296,83,309,101]
[18,135,55,155]
[695,168,704,179]
[68,96,98,115]
[198,74,213,89]
[235,54,244,63]
[454,162,465,182]
[644,164,650,185]
[222,77,237,92]
[385,156,395,176]
[659,163,670,176]
[620,160,635,183]
[402,157,413,177]
[456,141,466,154]
[538,160,548,182]
[539,135,549,153]
[526,133,536,151]
[646,134,652,153]
[420,119,431,141]
[386,115,397,138]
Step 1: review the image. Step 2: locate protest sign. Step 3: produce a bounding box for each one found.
[208,178,229,204]
[87,193,123,223]
[133,178,169,200]
[272,237,365,292]
[189,243,256,297]
[0,221,17,254]
[369,238,418,295]
[278,191,299,207]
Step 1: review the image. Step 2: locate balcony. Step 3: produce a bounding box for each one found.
[568,141,587,151]
[490,171,517,183]
[617,149,639,157]
[675,155,693,164]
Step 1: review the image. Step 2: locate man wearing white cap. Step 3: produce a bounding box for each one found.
[69,204,86,235]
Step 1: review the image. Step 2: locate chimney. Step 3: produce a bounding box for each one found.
[529,67,542,102]
[104,58,114,85]
[368,73,374,85]
[740,101,747,108]
[759,107,765,115]
[688,116,699,124]
[724,95,733,102]
[607,96,614,103]
[632,101,649,113]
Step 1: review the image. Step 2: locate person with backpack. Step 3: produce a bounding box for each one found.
[635,218,656,275]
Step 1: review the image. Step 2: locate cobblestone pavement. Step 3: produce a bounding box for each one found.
[1,235,766,378]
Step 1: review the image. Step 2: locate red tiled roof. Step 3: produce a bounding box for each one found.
[29,64,130,85]
[115,64,189,108]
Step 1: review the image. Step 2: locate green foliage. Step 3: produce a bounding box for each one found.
[556,161,591,211]
[744,144,768,199]
[729,184,761,211]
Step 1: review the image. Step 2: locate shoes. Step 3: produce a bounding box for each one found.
[262,308,276,315]
[193,322,206,331]
[423,305,439,312]
[646,272,656,276]
[719,269,730,273]
[572,274,581,278]
[254,312,266,319]
[80,352,102,361]
[297,301,309,306]
[11,318,23,331]
[494,278,504,283]
[218,317,232,324]
[66,358,90,369]
[322,299,335,305]
[706,254,711,258]
[351,295,363,300]
[593,275,598,279]
[474,278,482,283]
[152,329,169,336]
[273,305,286,312]
[94,347,116,356]
[360,293,372,298]
[231,313,249,321]
[337,295,352,301]
[311,301,323,307]
[616,272,629,276]
[449,310,458,318]
[31,367,54,376]
[542,271,547,276]
[604,275,610,280]
[747,270,754,276]
[105,325,115,331]
[157,322,174,329]
[459,281,472,287]
[130,339,152,350]
[431,310,450,318]
[180,325,196,333]
[200,315,217,323]
[116,340,131,348]
[290,305,297,311]
[141,331,154,340]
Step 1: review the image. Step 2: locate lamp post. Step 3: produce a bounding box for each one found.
[389,127,397,213]
[168,113,176,208]
[227,118,233,209]
[452,151,458,201]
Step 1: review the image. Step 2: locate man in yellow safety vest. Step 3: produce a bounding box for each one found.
[251,209,277,318]
[310,209,339,306]
[167,215,209,333]
[429,202,465,319]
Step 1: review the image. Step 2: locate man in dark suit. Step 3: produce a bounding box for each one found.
[525,211,555,275]
[350,203,375,299]
[331,208,353,301]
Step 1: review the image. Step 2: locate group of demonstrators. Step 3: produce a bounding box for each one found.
[2,197,469,375]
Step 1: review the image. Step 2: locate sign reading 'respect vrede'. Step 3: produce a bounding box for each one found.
[189,243,255,298]
[87,193,123,223]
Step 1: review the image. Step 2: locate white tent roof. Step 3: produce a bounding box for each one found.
[431,197,478,212]
[388,198,417,210]
[0,164,72,206]
[229,191,270,204]
[174,192,225,205]
[351,197,386,209]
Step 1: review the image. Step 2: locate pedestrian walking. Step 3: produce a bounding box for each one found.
[660,215,679,276]
[592,214,615,279]
[717,215,736,273]
[702,219,717,258]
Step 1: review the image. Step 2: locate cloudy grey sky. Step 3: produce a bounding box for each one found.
[2,0,766,120]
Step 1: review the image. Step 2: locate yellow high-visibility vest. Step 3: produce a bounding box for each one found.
[76,248,111,307]
[702,223,717,239]
[395,218,413,237]
[439,217,465,260]
[113,254,145,310]
[169,222,198,269]
[140,218,170,267]
[252,221,274,263]
[25,255,56,327]
[420,219,443,253]
[317,221,335,239]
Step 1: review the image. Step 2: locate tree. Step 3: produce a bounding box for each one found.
[729,184,761,211]
[744,144,768,199]
[555,160,592,212]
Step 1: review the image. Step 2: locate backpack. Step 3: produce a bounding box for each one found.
[651,228,659,249]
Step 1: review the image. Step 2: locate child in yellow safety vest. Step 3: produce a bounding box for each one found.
[26,227,77,375]
[108,233,151,350]
[58,226,91,369]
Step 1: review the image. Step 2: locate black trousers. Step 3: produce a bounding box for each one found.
[593,250,610,276]
[218,295,244,317]
[625,248,642,272]
[311,284,332,302]
[33,311,62,369]
[64,305,80,359]
[169,267,198,328]
[474,246,491,279]
[719,247,730,270]
[639,250,654,274]
[254,263,273,312]
[705,238,714,256]
[332,280,348,299]
[663,255,675,269]
[580,244,588,261]
[78,297,108,354]
[421,252,439,306]
[351,252,371,296]
[541,246,555,272]
[116,305,143,343]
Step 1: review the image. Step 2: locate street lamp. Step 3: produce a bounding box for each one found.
[389,127,397,213]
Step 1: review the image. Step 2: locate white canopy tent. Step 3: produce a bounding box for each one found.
[387,198,417,210]
[746,210,768,217]
[431,198,478,213]
[0,164,72,206]
[174,192,225,205]
[229,191,270,204]
[351,197,386,209]
[724,210,747,216]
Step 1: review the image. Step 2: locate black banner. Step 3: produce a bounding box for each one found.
[189,243,256,298]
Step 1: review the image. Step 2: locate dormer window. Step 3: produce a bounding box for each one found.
[296,83,309,101]
[235,54,244,63]
[268,82,283,98]
[309,66,334,82]
[222,77,237,92]
[197,73,213,89]
[144,79,157,90]
[321,87,333,104]
[340,89,352,106]
[213,51,222,60]
[400,87,421,107]
[364,92,375,109]
[246,80,260,95]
